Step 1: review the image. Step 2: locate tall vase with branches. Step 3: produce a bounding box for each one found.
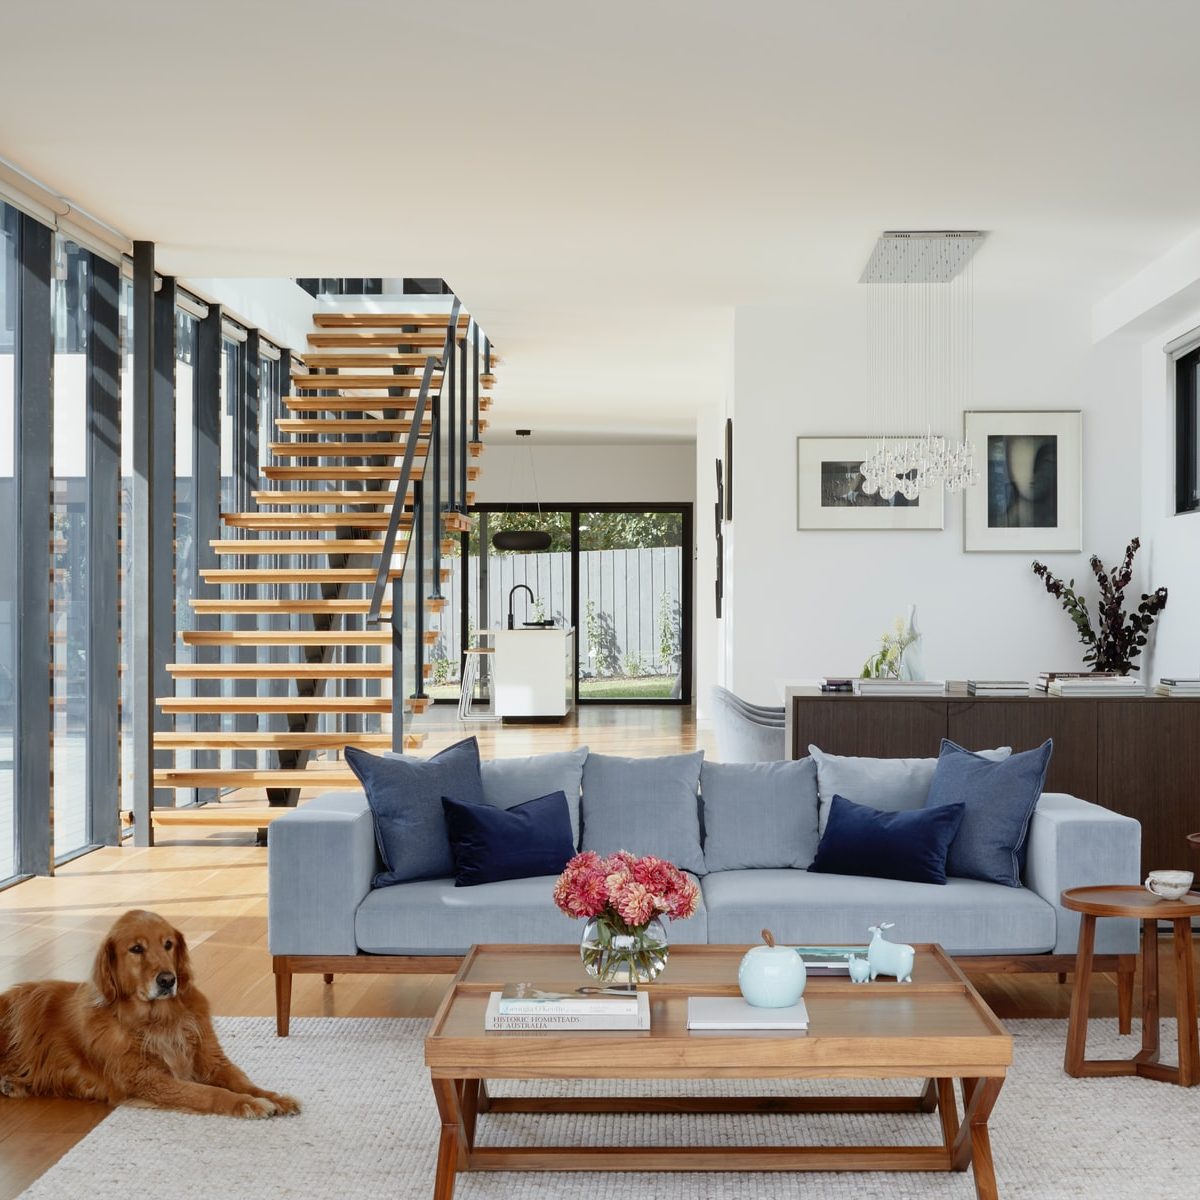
[1031,538,1168,675]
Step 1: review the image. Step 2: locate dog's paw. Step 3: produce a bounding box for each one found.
[0,1078,29,1099]
[232,1095,278,1119]
[264,1092,301,1116]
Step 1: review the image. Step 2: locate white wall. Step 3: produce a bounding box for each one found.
[729,287,1142,705]
[1137,312,1200,681]
[474,442,695,505]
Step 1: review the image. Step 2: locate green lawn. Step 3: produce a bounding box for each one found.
[578,675,677,699]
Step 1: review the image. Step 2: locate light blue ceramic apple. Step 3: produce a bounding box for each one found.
[738,928,807,1008]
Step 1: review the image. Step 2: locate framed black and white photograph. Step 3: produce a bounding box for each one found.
[963,410,1082,552]
[796,437,945,530]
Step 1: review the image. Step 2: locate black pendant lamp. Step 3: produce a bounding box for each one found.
[492,430,552,552]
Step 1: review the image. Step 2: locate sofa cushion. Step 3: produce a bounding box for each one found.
[346,737,484,888]
[701,868,1056,955]
[480,747,588,846]
[442,791,576,887]
[354,872,709,954]
[580,751,706,875]
[809,794,965,885]
[700,758,819,872]
[926,738,1053,888]
[808,743,1013,833]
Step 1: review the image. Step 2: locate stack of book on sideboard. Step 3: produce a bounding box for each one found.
[1038,672,1144,697]
[967,680,1030,697]
[855,679,947,697]
[1156,678,1200,697]
[484,984,650,1031]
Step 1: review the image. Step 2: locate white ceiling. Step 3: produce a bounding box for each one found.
[3,0,1200,438]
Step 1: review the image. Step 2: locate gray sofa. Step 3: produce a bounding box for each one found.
[267,749,1140,1035]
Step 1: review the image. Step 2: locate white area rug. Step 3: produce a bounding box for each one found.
[17,1017,1193,1199]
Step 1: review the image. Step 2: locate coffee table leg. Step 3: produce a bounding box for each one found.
[431,1077,467,1199]
[950,1075,1003,1196]
[935,1078,960,1152]
[1064,914,1096,1075]
[1172,917,1199,1086]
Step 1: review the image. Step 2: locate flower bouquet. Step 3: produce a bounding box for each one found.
[553,850,700,986]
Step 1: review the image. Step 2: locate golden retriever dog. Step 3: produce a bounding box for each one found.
[0,909,299,1119]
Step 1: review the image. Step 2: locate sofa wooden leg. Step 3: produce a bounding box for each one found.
[275,966,293,1038]
[1117,954,1136,1036]
[1057,972,1067,985]
[324,973,334,985]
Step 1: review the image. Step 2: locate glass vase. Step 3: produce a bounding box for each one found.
[579,914,669,987]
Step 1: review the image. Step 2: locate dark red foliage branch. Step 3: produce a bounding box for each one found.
[1031,538,1168,675]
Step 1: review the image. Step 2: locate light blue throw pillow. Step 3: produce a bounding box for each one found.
[808,743,1012,834]
[580,751,706,875]
[480,747,588,847]
[700,758,820,871]
[346,737,485,888]
[924,738,1053,888]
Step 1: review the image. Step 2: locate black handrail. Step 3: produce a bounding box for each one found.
[366,296,462,625]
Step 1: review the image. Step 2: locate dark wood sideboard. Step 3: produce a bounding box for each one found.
[785,686,1200,877]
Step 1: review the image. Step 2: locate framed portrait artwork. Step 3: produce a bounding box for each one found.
[962,410,1082,552]
[795,437,945,531]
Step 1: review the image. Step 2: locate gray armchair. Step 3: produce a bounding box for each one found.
[711,685,786,762]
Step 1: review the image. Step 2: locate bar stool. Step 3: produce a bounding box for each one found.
[458,647,500,722]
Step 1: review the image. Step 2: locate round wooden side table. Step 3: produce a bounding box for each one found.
[1061,885,1200,1086]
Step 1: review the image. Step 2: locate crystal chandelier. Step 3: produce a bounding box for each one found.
[858,231,985,496]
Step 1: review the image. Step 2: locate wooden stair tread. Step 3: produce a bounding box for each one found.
[188,597,442,614]
[151,806,297,827]
[284,397,421,412]
[157,698,393,714]
[306,332,460,349]
[262,466,423,481]
[268,441,423,457]
[152,771,358,792]
[222,514,398,529]
[154,732,393,749]
[249,492,409,507]
[312,313,469,329]
[290,375,439,392]
[199,568,402,583]
[300,353,443,368]
[182,630,393,645]
[167,663,395,679]
[275,418,429,433]
[210,538,388,554]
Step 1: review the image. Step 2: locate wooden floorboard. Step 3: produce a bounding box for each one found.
[0,706,1187,1198]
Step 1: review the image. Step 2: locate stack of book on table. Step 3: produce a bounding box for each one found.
[818,677,855,693]
[484,983,650,1031]
[1156,678,1200,697]
[967,680,1030,697]
[855,678,947,697]
[1040,673,1144,697]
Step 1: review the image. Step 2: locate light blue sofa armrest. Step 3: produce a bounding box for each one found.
[268,792,378,956]
[1024,793,1141,956]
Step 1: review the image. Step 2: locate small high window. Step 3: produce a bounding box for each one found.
[1177,344,1200,514]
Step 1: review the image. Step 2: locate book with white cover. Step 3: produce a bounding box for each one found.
[855,679,946,697]
[498,982,639,1016]
[485,991,649,1031]
[686,996,809,1031]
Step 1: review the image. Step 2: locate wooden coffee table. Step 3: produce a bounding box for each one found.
[1062,884,1200,1086]
[425,944,1012,1199]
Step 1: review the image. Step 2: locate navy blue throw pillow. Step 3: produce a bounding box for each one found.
[442,791,576,887]
[925,738,1053,888]
[345,737,484,888]
[809,794,966,885]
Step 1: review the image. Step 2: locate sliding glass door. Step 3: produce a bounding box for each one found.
[0,204,16,879]
[577,510,685,700]
[461,505,691,705]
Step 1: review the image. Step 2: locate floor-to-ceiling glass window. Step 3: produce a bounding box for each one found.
[118,273,135,828]
[51,238,90,857]
[174,311,197,790]
[0,203,18,879]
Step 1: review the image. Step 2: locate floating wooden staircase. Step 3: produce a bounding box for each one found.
[150,301,492,830]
